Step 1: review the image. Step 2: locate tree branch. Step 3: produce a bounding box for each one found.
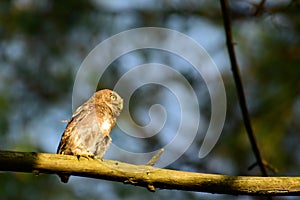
[0,151,300,196]
[146,148,164,166]
[254,0,266,16]
[220,0,269,177]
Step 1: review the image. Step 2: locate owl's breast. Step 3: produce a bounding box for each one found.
[100,117,114,136]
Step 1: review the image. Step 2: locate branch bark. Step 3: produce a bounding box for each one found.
[0,151,299,196]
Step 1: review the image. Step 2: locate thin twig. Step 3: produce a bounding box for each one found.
[220,0,269,177]
[248,160,279,174]
[147,148,164,166]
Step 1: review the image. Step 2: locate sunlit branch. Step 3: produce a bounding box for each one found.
[0,151,300,196]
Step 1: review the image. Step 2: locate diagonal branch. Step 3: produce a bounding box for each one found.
[220,0,269,177]
[147,148,164,166]
[1,151,300,196]
[254,0,266,16]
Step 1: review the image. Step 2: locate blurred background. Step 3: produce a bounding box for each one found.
[0,0,299,199]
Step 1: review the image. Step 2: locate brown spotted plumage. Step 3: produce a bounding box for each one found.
[57,89,123,183]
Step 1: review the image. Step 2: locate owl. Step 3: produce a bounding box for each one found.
[57,89,123,183]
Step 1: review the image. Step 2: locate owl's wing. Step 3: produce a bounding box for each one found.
[56,100,98,183]
[57,94,116,156]
[71,98,94,122]
[57,98,96,155]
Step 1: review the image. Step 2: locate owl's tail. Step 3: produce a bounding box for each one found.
[58,173,70,183]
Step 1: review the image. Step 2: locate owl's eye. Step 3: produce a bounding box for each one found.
[110,95,117,101]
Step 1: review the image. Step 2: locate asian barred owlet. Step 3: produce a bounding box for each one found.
[57,89,123,183]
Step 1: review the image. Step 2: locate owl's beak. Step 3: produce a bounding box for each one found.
[118,102,123,111]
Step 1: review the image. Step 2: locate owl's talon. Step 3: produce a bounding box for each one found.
[76,153,94,160]
[93,156,103,162]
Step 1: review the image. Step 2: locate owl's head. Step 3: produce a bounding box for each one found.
[95,89,123,117]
